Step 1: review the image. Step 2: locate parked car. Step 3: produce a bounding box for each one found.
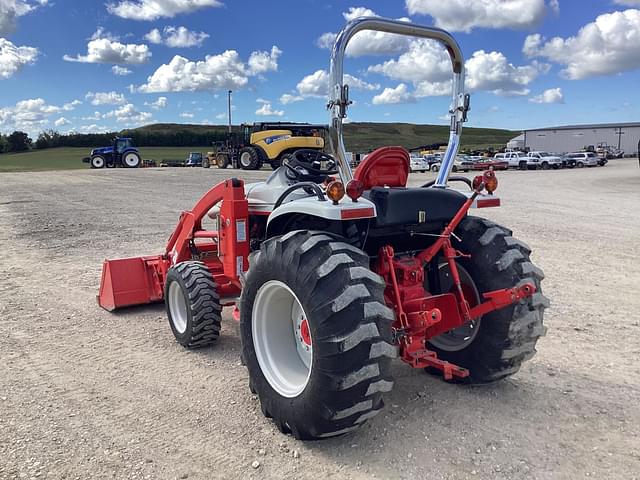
[526,151,563,170]
[185,152,205,167]
[471,157,509,171]
[494,151,528,169]
[565,152,600,168]
[409,155,429,173]
[431,156,472,173]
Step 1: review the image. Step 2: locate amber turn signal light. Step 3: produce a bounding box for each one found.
[326,180,345,204]
[483,170,498,193]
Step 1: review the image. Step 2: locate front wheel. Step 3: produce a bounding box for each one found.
[541,162,550,170]
[427,216,548,383]
[577,161,584,168]
[431,164,440,172]
[216,154,229,169]
[90,155,105,169]
[165,261,222,348]
[240,231,396,439]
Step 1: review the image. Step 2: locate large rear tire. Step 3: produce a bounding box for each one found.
[240,231,396,439]
[122,151,141,168]
[239,147,261,170]
[165,261,222,348]
[427,216,548,383]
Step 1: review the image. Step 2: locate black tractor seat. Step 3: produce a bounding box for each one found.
[364,186,467,227]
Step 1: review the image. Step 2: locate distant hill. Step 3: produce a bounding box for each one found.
[131,122,516,152]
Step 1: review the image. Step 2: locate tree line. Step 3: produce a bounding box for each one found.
[0,128,232,153]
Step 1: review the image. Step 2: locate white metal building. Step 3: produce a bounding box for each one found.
[511,122,640,155]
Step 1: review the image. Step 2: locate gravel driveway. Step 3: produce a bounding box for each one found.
[1,161,639,479]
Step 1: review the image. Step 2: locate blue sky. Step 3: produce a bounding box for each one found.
[1,0,639,136]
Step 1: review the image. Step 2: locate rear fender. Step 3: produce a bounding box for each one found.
[266,195,376,226]
[265,196,375,239]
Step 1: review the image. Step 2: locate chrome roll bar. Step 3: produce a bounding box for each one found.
[328,17,469,186]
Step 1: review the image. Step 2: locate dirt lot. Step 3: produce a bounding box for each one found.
[1,160,639,480]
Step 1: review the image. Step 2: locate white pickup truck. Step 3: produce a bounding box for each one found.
[494,151,528,169]
[526,151,563,170]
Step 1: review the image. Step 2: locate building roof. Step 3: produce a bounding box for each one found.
[524,122,640,132]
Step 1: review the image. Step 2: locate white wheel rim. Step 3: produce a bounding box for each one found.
[168,282,188,334]
[92,157,104,168]
[240,152,251,167]
[124,152,139,167]
[252,280,312,398]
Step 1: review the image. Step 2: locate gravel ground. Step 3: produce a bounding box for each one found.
[1,160,639,480]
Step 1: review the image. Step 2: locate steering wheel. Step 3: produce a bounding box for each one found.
[284,149,338,183]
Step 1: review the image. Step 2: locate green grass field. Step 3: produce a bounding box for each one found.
[0,146,212,172]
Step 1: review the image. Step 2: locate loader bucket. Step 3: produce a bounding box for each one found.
[98,255,166,311]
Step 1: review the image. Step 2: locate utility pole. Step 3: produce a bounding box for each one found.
[227,90,232,134]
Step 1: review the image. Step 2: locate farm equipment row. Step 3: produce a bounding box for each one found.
[97,17,548,440]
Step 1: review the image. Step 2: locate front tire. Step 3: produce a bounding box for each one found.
[427,216,548,383]
[165,261,222,348]
[431,164,440,172]
[240,231,396,439]
[216,154,229,169]
[90,155,105,169]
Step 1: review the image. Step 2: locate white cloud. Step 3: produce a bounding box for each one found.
[112,65,132,76]
[80,124,110,133]
[296,69,329,97]
[368,40,544,97]
[405,0,551,32]
[529,87,564,104]
[137,46,281,93]
[179,112,194,118]
[0,37,38,79]
[145,96,167,109]
[90,26,120,42]
[215,112,226,119]
[54,117,71,127]
[86,91,127,105]
[294,69,379,98]
[144,26,209,47]
[465,50,542,96]
[0,97,63,134]
[279,93,304,105]
[0,0,48,36]
[63,32,151,64]
[368,39,451,85]
[316,7,411,57]
[82,111,103,121]
[144,28,162,43]
[62,99,82,111]
[107,0,223,21]
[523,9,640,79]
[372,83,416,105]
[255,102,284,116]
[104,103,152,125]
[344,74,380,91]
[247,46,281,75]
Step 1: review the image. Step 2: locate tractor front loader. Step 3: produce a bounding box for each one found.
[98,17,548,440]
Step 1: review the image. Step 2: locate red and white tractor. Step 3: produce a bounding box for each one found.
[98,17,548,440]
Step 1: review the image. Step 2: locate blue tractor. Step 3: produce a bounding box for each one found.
[82,137,142,169]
